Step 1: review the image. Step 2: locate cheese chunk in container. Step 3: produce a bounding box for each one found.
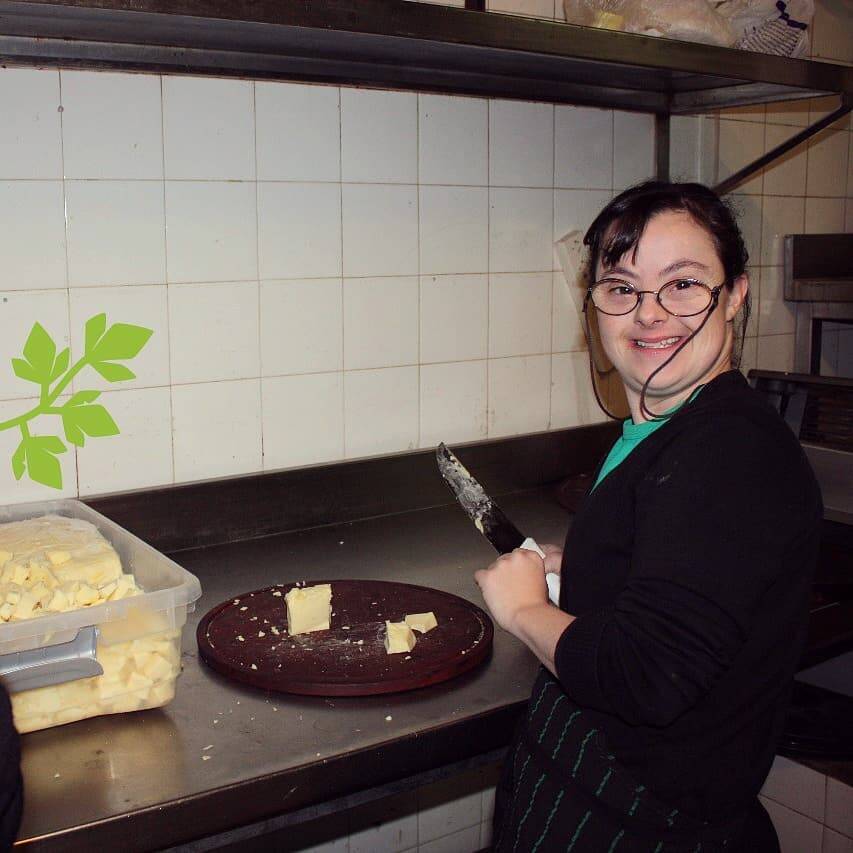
[0,499,202,733]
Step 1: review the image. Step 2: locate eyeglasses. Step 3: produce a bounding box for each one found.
[586,279,725,317]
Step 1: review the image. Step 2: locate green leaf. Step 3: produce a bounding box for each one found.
[90,323,152,362]
[11,441,26,481]
[23,436,66,490]
[85,313,107,356]
[91,361,136,382]
[66,404,119,439]
[50,347,70,382]
[22,323,56,383]
[63,420,86,447]
[11,358,40,384]
[31,435,67,455]
[66,390,101,407]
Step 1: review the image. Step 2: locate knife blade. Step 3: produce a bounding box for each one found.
[436,443,560,606]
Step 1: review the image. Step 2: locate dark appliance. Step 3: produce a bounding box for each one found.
[749,370,853,758]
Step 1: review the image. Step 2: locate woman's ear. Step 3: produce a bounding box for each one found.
[725,273,749,322]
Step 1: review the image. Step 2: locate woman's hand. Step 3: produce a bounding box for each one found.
[474,547,575,676]
[474,548,549,636]
[540,543,563,575]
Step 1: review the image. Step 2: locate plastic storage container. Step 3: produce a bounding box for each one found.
[0,499,202,733]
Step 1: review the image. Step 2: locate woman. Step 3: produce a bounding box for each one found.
[476,182,821,852]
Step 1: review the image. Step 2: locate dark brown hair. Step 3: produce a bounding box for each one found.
[582,181,752,420]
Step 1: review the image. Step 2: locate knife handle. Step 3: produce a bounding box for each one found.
[519,537,561,607]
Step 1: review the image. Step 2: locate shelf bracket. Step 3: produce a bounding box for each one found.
[655,113,671,181]
[713,93,852,195]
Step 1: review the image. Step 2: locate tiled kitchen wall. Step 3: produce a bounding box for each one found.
[0,66,656,505]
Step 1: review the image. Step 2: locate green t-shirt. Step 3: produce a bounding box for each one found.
[592,389,703,491]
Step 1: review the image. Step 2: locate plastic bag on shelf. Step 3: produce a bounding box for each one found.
[716,0,814,57]
[562,0,737,46]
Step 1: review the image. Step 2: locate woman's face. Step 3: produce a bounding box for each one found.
[593,210,748,420]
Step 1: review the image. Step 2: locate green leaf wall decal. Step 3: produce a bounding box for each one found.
[23,436,67,490]
[90,323,152,361]
[0,313,153,490]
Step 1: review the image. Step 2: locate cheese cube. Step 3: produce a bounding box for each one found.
[285,584,332,635]
[46,550,70,566]
[384,621,417,655]
[142,653,175,684]
[404,612,438,634]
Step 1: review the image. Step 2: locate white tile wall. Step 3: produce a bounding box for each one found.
[420,274,489,364]
[489,100,554,188]
[420,360,488,447]
[489,187,553,272]
[162,76,255,181]
[0,181,67,291]
[257,182,342,279]
[165,181,258,283]
[760,755,826,822]
[489,272,552,357]
[76,386,173,494]
[4,66,648,502]
[718,119,765,195]
[168,282,260,384]
[488,354,550,437]
[256,82,341,182]
[344,366,419,458]
[60,70,163,180]
[341,89,418,184]
[419,95,488,186]
[761,795,825,853]
[0,290,70,401]
[65,180,166,287]
[613,110,656,191]
[341,184,419,277]
[260,279,343,376]
[3,13,850,503]
[343,277,419,370]
[68,285,170,392]
[171,379,262,483]
[555,106,612,190]
[0,69,62,180]
[262,373,344,470]
[419,186,489,275]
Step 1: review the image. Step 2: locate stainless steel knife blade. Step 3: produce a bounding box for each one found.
[435,442,561,605]
[435,442,525,555]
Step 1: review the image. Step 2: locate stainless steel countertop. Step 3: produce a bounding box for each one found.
[18,489,572,851]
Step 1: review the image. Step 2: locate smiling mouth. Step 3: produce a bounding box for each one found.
[633,336,683,350]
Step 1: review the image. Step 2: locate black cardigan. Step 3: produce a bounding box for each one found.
[553,370,822,822]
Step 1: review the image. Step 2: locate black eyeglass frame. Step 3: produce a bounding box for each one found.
[583,280,726,318]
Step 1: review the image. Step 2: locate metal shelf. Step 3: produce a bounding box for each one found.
[0,0,850,114]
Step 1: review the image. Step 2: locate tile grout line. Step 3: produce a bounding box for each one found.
[416,92,422,454]
[252,79,264,475]
[548,102,556,430]
[56,69,80,498]
[485,97,492,440]
[159,74,179,489]
[339,87,347,460]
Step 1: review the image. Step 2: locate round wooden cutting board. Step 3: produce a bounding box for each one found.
[196,580,493,696]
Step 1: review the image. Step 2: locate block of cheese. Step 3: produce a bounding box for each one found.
[384,620,417,655]
[0,515,142,620]
[0,514,182,733]
[404,612,437,634]
[285,584,332,635]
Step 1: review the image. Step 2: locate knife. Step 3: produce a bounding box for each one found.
[436,443,561,606]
